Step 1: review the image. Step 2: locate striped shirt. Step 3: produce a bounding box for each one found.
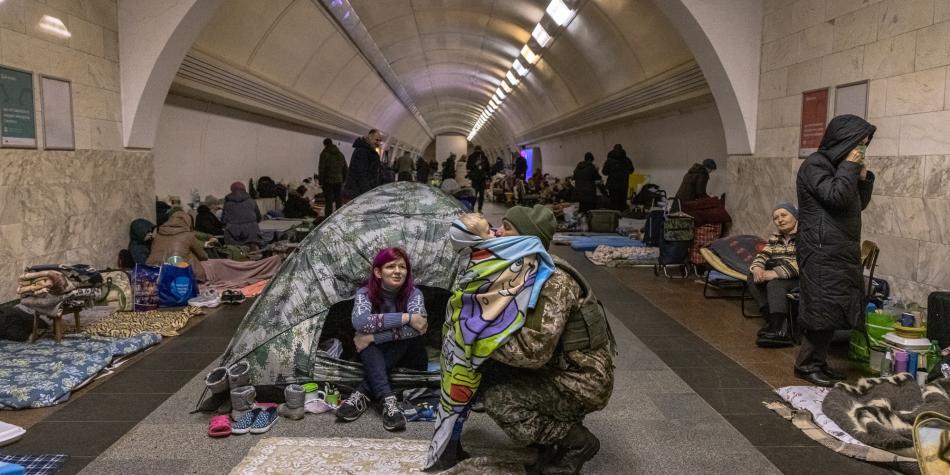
[750,231,799,279]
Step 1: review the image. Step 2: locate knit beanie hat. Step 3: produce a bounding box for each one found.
[774,202,799,220]
[503,205,557,249]
[231,181,246,193]
[702,158,718,170]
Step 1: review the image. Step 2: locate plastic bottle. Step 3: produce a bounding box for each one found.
[880,349,893,377]
[894,350,908,374]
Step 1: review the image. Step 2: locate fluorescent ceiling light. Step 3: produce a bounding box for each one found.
[512,59,529,77]
[546,0,574,26]
[521,44,540,64]
[506,71,520,86]
[38,15,70,38]
[532,24,552,47]
[496,88,506,100]
[501,81,512,94]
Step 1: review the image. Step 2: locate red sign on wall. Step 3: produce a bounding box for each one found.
[800,88,828,157]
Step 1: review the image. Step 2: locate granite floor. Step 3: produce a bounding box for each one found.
[0,202,893,474]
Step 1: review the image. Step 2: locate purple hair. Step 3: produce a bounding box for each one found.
[365,247,414,312]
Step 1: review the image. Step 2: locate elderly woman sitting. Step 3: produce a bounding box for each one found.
[750,203,800,348]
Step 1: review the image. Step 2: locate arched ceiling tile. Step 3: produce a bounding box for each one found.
[364,13,420,50]
[320,56,374,109]
[350,0,409,30]
[248,0,337,87]
[345,75,388,120]
[530,58,579,115]
[294,34,360,99]
[193,0,294,64]
[594,0,693,77]
[539,31,605,105]
[560,4,645,95]
[414,9,490,36]
[380,36,425,62]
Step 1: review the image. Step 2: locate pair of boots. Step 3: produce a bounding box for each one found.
[277,384,305,420]
[756,312,793,348]
[527,424,600,475]
[198,361,256,421]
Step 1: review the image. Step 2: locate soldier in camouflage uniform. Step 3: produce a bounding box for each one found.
[482,205,615,475]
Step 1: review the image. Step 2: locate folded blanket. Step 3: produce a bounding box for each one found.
[425,221,554,469]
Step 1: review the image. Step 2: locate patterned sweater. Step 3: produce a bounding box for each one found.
[750,231,799,279]
[351,286,426,344]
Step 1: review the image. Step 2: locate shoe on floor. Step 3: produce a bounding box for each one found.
[188,289,221,308]
[231,408,260,435]
[794,369,838,388]
[755,332,794,348]
[820,365,846,380]
[221,290,246,304]
[382,395,406,432]
[335,391,369,422]
[250,407,279,434]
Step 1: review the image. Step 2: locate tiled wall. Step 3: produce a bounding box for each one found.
[729,0,950,305]
[0,1,154,301]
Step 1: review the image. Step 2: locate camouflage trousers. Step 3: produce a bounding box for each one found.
[483,369,586,445]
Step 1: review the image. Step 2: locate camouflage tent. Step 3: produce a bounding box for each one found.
[218,182,464,386]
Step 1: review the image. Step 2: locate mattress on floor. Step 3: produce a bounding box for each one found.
[569,236,645,251]
[0,332,161,409]
[551,232,619,245]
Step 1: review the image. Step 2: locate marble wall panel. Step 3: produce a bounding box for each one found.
[833,3,881,52]
[863,32,917,79]
[884,67,947,116]
[864,232,920,280]
[861,196,931,240]
[827,0,885,20]
[874,272,939,306]
[822,45,866,85]
[915,22,950,71]
[938,0,950,22]
[917,241,950,289]
[867,79,887,118]
[799,22,835,63]
[755,127,800,157]
[759,68,788,100]
[0,150,154,302]
[762,34,802,72]
[787,57,823,95]
[900,110,950,155]
[866,116,900,157]
[865,155,925,197]
[878,0,934,39]
[923,155,950,198]
[924,198,950,244]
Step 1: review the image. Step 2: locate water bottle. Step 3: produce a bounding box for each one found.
[880,349,893,377]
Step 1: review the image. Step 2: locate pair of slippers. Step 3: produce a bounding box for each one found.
[221,290,246,304]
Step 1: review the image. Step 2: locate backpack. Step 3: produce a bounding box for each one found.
[257,176,277,198]
[553,257,616,355]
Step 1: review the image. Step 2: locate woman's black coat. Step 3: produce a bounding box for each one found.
[796,114,876,331]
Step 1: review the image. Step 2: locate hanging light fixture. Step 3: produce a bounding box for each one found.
[520,44,540,65]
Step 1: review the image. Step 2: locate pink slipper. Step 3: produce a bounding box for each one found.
[208,415,232,438]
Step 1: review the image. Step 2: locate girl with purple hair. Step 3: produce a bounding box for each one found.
[336,247,428,431]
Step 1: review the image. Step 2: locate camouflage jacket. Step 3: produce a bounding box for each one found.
[491,269,614,412]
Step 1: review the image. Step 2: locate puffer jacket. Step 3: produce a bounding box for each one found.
[318,143,347,185]
[797,114,876,331]
[342,136,381,198]
[221,190,261,246]
[146,211,208,280]
[675,164,710,202]
[573,160,601,195]
[602,149,634,190]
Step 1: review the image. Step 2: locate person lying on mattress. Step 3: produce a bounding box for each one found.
[336,247,428,432]
[424,211,555,471]
[749,203,800,348]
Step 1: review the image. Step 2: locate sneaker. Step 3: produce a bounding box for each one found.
[231,408,260,435]
[221,290,246,305]
[249,406,278,434]
[335,391,368,422]
[188,289,221,308]
[382,395,406,432]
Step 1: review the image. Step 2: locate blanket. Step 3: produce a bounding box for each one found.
[823,373,950,457]
[202,255,282,292]
[585,245,658,267]
[80,307,201,338]
[425,221,554,469]
[0,333,161,409]
[0,454,68,475]
[569,235,645,251]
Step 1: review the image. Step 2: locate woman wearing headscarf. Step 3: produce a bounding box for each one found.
[146,211,209,281]
[128,219,155,265]
[221,181,262,247]
[195,205,224,236]
[794,115,876,387]
[749,203,800,349]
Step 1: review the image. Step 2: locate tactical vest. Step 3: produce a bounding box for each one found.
[553,257,616,354]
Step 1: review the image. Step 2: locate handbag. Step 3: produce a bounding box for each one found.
[96,270,133,311]
[663,198,694,241]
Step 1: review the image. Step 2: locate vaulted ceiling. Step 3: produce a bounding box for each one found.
[184,0,698,152]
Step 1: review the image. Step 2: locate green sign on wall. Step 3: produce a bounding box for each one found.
[0,65,37,148]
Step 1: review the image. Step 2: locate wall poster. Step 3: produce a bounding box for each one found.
[0,65,37,148]
[40,76,75,150]
[800,88,828,157]
[835,81,869,119]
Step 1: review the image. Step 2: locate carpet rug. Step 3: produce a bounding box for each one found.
[230,437,526,474]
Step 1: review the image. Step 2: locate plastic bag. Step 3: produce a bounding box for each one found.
[157,264,198,307]
[133,264,160,311]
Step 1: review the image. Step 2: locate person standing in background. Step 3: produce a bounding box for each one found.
[318,138,347,215]
[601,144,634,211]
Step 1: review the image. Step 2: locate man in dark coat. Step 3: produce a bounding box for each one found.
[514,154,528,182]
[794,114,876,387]
[493,157,505,175]
[415,156,430,183]
[318,138,347,214]
[573,152,602,212]
[675,158,717,202]
[601,144,634,211]
[468,154,491,212]
[441,154,456,181]
[342,129,383,201]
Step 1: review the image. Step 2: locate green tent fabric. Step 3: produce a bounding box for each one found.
[218,182,464,386]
